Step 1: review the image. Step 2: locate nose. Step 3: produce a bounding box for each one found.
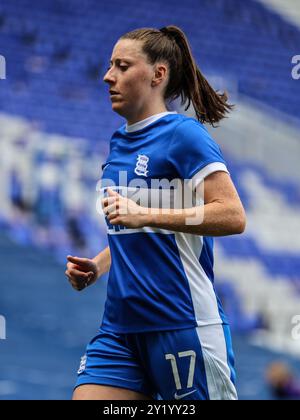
[103,67,116,84]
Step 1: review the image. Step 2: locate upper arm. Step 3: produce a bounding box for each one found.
[203,171,244,209]
[201,171,246,233]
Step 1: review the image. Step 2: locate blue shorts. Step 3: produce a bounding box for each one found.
[75,324,237,400]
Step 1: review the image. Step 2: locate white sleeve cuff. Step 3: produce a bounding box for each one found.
[191,162,229,189]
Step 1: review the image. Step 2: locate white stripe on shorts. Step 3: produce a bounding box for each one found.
[196,324,238,400]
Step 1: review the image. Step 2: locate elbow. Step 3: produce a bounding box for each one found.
[224,203,246,235]
[233,210,247,235]
[234,218,246,234]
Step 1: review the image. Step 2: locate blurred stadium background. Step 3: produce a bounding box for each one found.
[1,0,300,400]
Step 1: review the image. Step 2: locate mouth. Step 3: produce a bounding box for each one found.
[109,90,120,97]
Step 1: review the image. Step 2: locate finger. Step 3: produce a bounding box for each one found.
[107,187,120,196]
[67,275,81,290]
[70,281,85,291]
[67,256,89,265]
[70,274,93,291]
[67,262,80,271]
[107,208,122,220]
[68,268,91,279]
[109,217,122,225]
[101,196,117,208]
[66,268,80,276]
[104,203,120,216]
[69,263,91,273]
[68,275,90,290]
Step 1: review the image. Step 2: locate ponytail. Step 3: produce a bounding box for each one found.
[121,25,233,125]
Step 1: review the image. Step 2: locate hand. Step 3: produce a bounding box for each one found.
[101,188,149,229]
[65,255,99,291]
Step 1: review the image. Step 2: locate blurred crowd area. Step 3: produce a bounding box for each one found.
[0,114,108,262]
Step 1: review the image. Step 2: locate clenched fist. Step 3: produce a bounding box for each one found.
[65,255,99,291]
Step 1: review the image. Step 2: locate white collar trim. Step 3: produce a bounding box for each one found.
[126,111,177,133]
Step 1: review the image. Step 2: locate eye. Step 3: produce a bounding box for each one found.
[119,65,128,71]
[106,63,129,72]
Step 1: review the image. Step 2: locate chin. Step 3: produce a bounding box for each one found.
[111,102,126,117]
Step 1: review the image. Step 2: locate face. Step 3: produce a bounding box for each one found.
[103,39,166,122]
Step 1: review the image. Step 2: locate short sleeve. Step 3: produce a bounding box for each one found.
[167,119,229,187]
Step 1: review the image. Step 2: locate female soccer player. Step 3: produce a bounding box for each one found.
[66,25,246,400]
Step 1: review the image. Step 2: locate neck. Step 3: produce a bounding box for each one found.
[126,101,168,125]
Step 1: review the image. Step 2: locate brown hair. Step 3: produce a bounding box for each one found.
[120,25,233,125]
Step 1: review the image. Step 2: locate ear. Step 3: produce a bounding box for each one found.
[151,63,168,87]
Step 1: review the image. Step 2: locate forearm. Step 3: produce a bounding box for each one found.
[92,246,111,278]
[143,202,246,236]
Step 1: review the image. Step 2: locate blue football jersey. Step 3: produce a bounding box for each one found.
[99,113,229,333]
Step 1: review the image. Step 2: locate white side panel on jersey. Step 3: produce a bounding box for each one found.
[174,232,222,326]
[172,162,229,325]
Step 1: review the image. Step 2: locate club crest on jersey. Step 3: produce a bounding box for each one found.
[134,154,149,177]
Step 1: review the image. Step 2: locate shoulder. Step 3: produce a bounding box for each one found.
[168,115,221,154]
[166,114,227,179]
[172,114,207,132]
